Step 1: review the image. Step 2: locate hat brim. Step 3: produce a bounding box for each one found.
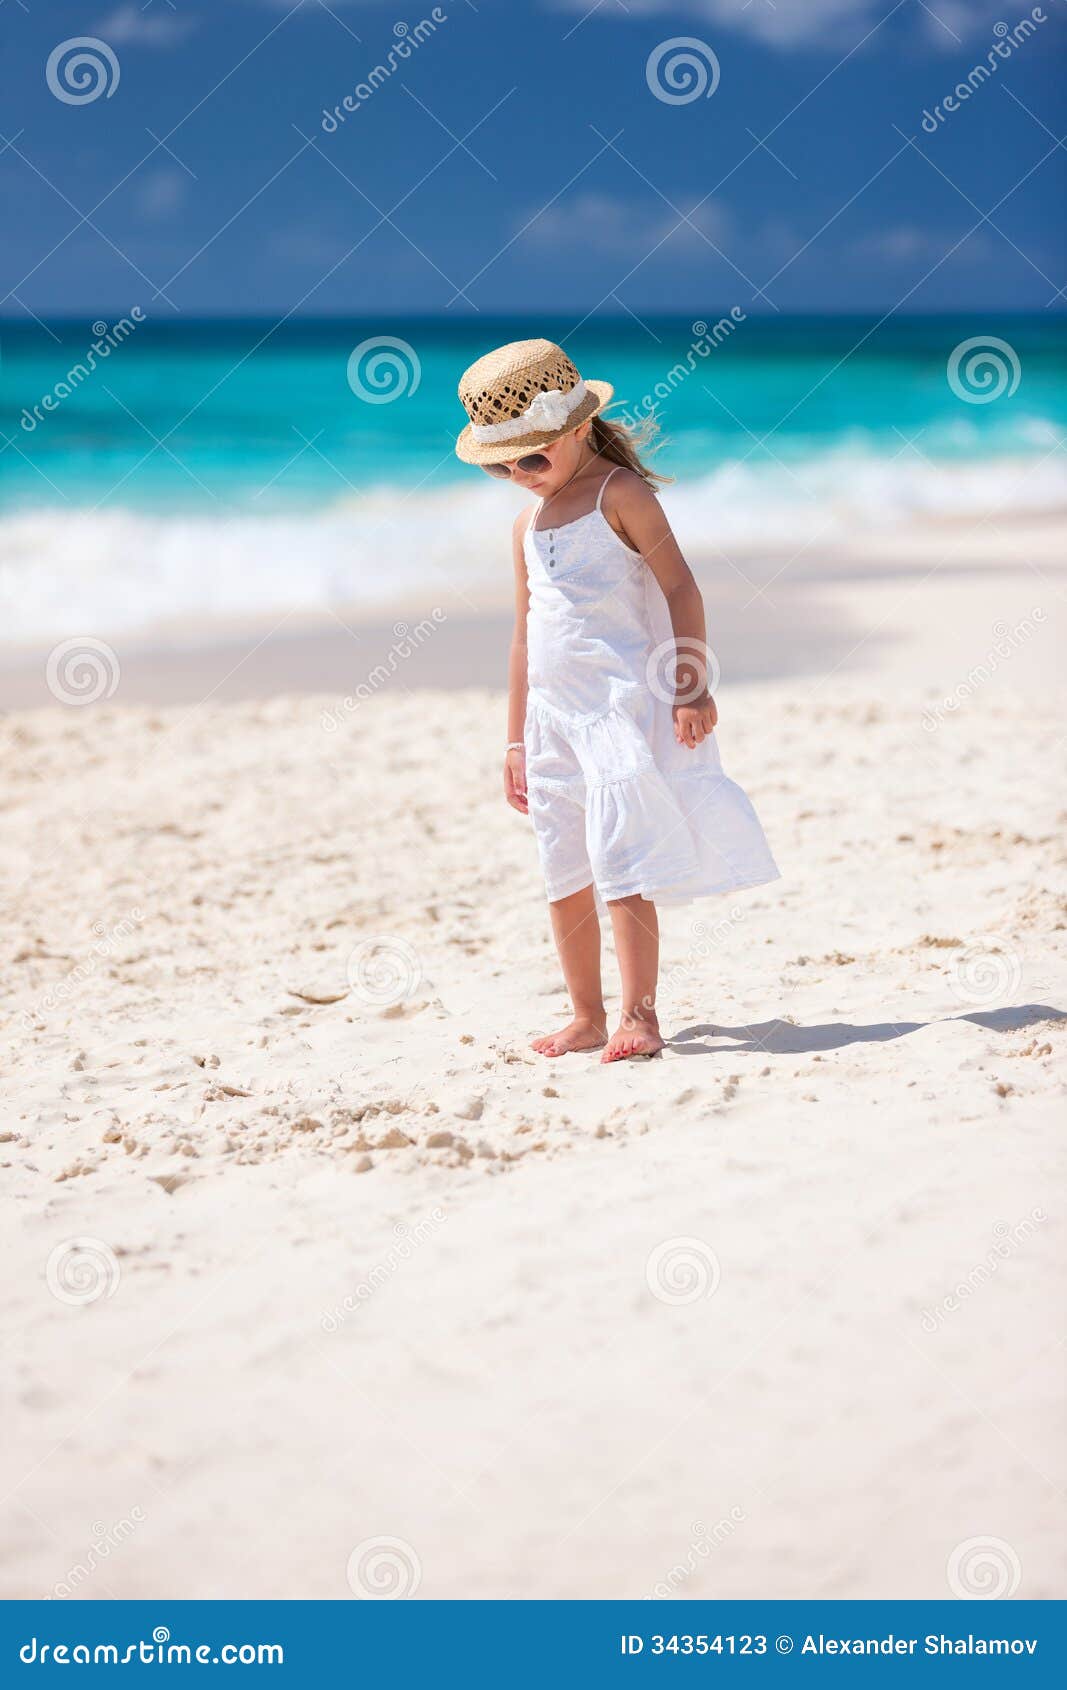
[455,380,615,465]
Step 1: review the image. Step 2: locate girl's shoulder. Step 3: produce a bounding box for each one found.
[600,466,661,522]
[600,468,665,557]
[513,502,538,541]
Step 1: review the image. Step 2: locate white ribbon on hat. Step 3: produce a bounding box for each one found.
[469,380,589,443]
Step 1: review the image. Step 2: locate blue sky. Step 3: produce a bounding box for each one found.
[1,0,1064,318]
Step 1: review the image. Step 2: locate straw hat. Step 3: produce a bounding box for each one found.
[455,338,614,465]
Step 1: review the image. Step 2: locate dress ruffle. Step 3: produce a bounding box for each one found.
[525,688,780,907]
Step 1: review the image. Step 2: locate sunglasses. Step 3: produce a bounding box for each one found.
[481,452,553,479]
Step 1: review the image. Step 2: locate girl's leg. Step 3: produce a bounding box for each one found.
[531,882,608,1056]
[602,895,665,1061]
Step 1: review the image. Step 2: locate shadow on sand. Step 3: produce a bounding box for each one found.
[668,1003,1066,1056]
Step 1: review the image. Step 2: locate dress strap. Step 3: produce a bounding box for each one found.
[595,466,620,512]
[525,497,544,537]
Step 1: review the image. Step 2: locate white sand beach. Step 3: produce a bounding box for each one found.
[2,516,1064,1600]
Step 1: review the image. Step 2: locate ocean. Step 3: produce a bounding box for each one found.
[2,313,1064,645]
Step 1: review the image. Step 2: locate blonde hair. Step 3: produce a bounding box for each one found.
[589,409,673,487]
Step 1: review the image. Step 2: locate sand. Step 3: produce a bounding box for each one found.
[2,516,1065,1600]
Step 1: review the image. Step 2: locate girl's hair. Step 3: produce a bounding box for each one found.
[589,409,674,487]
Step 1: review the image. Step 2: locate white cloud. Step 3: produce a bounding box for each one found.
[95,4,198,45]
[519,195,1002,283]
[265,226,351,266]
[552,0,1012,52]
[520,191,733,254]
[912,2,1014,50]
[136,167,189,219]
[852,222,995,262]
[252,0,373,10]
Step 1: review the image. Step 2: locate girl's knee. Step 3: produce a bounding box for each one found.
[548,880,595,910]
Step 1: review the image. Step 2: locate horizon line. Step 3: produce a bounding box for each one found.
[2,306,1064,327]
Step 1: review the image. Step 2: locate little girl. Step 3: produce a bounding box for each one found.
[455,338,779,1063]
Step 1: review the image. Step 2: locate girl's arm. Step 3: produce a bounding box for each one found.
[504,508,531,813]
[607,473,719,750]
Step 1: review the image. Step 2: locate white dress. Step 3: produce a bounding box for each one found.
[523,467,780,906]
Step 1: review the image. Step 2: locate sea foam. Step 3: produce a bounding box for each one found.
[3,446,1064,646]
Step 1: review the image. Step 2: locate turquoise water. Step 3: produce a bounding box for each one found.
[1,314,1064,642]
[4,314,1065,509]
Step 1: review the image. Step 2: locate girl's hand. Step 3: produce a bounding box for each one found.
[673,694,718,749]
[504,746,528,814]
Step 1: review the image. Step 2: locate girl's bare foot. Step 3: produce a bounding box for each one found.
[531,1016,608,1057]
[601,1012,665,1063]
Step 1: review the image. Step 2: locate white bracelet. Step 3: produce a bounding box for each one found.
[506,741,524,751]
